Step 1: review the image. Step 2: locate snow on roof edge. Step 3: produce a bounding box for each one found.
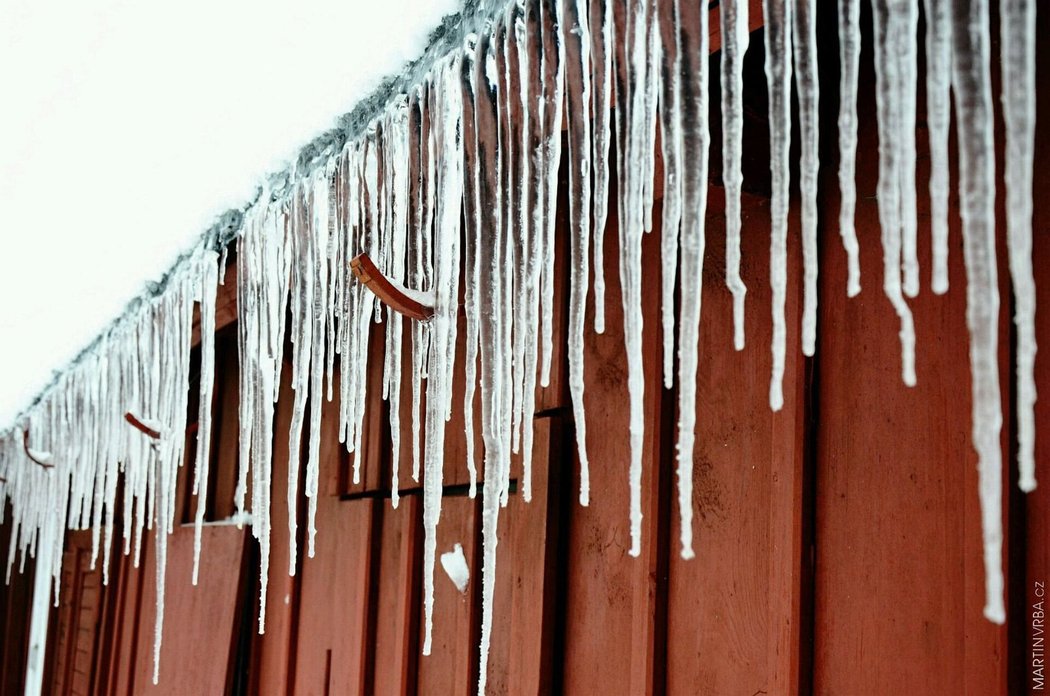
[7,0,502,431]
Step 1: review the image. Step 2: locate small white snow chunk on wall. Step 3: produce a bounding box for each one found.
[440,543,470,593]
[0,0,1040,691]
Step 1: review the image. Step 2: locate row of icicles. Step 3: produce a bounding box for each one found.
[0,0,1038,691]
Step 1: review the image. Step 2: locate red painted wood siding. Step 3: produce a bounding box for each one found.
[0,4,1045,695]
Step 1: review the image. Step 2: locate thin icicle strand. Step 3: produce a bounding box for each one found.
[721,0,749,351]
[538,0,565,389]
[675,0,711,560]
[871,0,917,387]
[898,0,920,299]
[657,0,683,387]
[304,172,332,560]
[793,0,819,356]
[615,0,650,557]
[951,0,1005,624]
[191,251,219,586]
[472,26,507,693]
[590,0,613,334]
[1000,0,1038,493]
[837,0,862,296]
[925,0,952,294]
[518,0,547,502]
[461,38,483,500]
[763,0,792,411]
[563,0,592,506]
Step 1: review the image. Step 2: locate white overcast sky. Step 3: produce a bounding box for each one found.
[0,0,459,426]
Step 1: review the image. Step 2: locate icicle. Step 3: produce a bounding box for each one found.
[763,0,792,410]
[590,0,613,334]
[472,25,510,693]
[613,0,651,557]
[924,0,952,294]
[385,105,410,508]
[793,0,818,357]
[305,171,332,560]
[871,0,917,387]
[674,0,711,561]
[192,250,219,586]
[408,85,428,486]
[538,0,565,389]
[721,0,749,351]
[951,0,1004,624]
[899,1,919,299]
[420,54,464,660]
[517,0,546,502]
[640,0,659,236]
[657,0,682,386]
[461,37,483,500]
[1000,0,1038,493]
[285,187,314,575]
[507,5,536,499]
[563,0,592,506]
[836,0,862,297]
[497,18,518,503]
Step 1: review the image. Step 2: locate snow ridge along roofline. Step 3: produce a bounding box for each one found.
[8,0,497,426]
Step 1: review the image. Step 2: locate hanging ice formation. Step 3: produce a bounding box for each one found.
[0,0,1040,690]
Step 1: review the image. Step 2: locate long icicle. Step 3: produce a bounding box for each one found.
[793,0,819,357]
[871,0,917,388]
[473,25,507,693]
[763,0,792,411]
[951,0,1005,624]
[924,0,952,294]
[1000,0,1038,492]
[657,0,683,387]
[836,0,862,296]
[721,0,749,351]
[675,0,710,560]
[563,0,592,506]
[590,0,614,334]
[191,250,219,585]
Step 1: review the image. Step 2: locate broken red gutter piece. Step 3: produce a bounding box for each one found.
[125,412,162,440]
[350,253,435,321]
[22,430,54,469]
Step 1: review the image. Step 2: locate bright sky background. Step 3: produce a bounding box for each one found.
[0,0,459,426]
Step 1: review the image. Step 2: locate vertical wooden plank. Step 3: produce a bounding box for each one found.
[211,334,242,520]
[252,367,298,695]
[663,191,805,695]
[487,416,562,695]
[130,526,248,694]
[108,549,146,696]
[559,202,664,696]
[343,325,387,495]
[416,495,480,695]
[812,62,1009,692]
[371,495,422,696]
[291,496,376,696]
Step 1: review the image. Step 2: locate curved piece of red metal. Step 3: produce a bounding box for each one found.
[22,430,54,469]
[350,253,435,321]
[124,412,162,440]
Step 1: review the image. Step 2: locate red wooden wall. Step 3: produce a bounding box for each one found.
[1,3,1047,695]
